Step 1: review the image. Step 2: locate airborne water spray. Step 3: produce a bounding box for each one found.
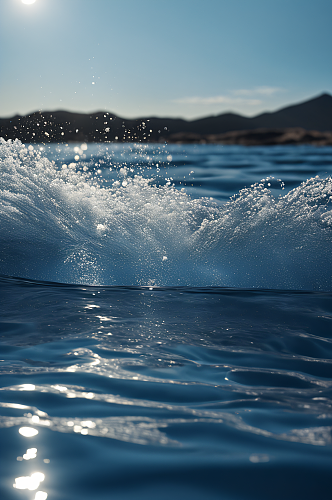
[1,139,332,290]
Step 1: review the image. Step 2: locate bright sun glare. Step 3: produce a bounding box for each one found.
[22,0,36,5]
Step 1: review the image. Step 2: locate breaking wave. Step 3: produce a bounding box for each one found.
[1,138,331,290]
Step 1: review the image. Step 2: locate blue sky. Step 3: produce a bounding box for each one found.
[1,0,331,119]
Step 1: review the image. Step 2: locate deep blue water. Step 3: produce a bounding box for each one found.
[1,140,332,500]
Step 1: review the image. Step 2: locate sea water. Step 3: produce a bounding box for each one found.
[1,139,332,499]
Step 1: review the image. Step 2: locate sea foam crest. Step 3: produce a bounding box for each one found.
[0,138,331,290]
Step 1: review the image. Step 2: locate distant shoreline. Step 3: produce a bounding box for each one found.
[1,129,332,146]
[1,93,332,145]
[1,127,332,146]
[166,128,332,146]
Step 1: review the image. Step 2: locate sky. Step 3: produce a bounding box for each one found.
[0,0,332,120]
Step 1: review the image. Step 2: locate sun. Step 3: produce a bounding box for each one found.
[22,0,37,4]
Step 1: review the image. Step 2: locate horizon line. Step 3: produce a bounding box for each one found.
[1,92,330,122]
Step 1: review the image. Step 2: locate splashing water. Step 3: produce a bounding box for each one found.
[0,138,331,290]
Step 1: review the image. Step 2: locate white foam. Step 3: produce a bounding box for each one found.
[1,139,331,290]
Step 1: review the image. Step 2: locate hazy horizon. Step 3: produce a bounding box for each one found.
[1,91,330,122]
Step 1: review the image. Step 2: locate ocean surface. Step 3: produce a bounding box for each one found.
[1,139,332,499]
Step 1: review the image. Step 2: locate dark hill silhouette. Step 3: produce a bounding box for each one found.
[0,93,331,144]
[249,93,332,130]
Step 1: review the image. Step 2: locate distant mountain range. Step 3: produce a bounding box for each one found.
[1,93,332,145]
